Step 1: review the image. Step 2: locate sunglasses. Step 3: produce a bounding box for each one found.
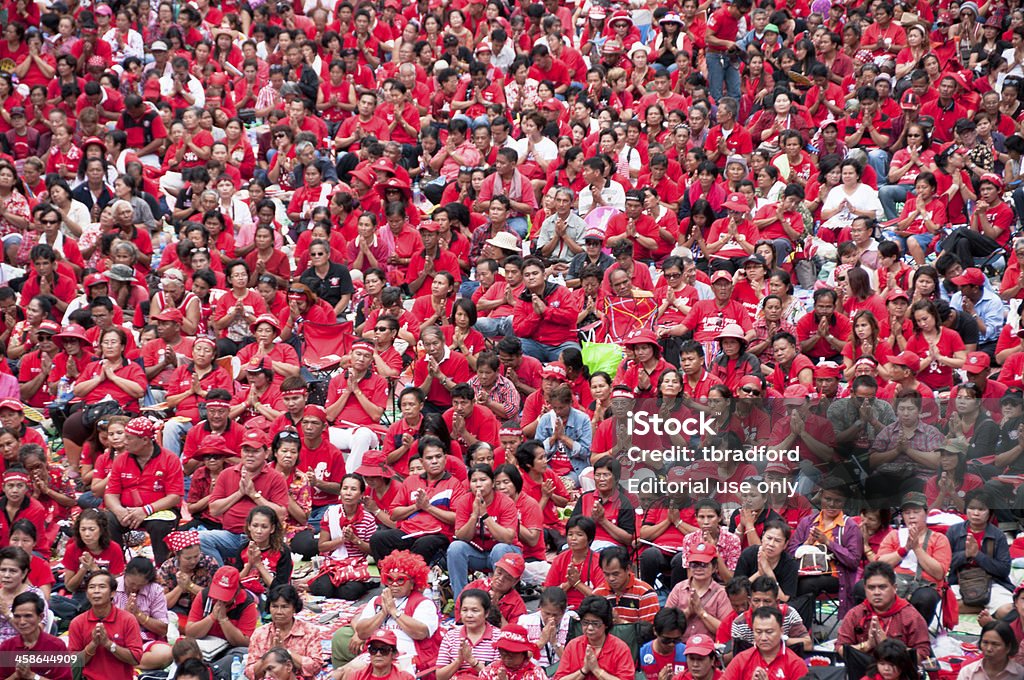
[40,218,61,225]
[374,326,391,332]
[740,387,761,396]
[664,272,682,279]
[368,646,395,656]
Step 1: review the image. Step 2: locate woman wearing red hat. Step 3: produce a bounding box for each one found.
[344,630,414,680]
[476,624,545,680]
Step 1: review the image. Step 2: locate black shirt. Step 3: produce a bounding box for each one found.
[299,262,354,309]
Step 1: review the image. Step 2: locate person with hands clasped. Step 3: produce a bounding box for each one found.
[0,592,71,680]
[552,596,634,680]
[68,571,143,680]
[184,566,258,675]
[447,465,522,601]
[435,589,499,680]
[720,607,808,680]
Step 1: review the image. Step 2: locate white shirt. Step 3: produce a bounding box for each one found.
[159,73,206,108]
[578,179,627,215]
[102,28,145,61]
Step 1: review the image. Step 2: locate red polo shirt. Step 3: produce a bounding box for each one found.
[326,370,389,427]
[395,472,467,539]
[412,349,472,409]
[75,359,146,407]
[210,465,291,532]
[298,438,347,507]
[105,448,185,508]
[682,300,753,342]
[442,404,501,449]
[68,606,143,680]
[140,338,195,390]
[453,490,520,552]
[721,645,808,680]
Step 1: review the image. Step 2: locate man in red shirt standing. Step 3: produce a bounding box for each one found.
[103,417,184,565]
[704,0,752,103]
[68,571,143,680]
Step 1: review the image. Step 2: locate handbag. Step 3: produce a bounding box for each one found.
[237,108,256,124]
[957,535,996,607]
[895,529,936,600]
[82,401,123,429]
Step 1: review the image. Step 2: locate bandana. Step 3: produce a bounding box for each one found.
[166,531,202,553]
[125,417,156,439]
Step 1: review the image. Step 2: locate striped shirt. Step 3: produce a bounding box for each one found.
[436,624,500,674]
[592,574,660,624]
[468,374,521,421]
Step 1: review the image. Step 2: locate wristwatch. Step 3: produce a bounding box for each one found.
[109,642,117,654]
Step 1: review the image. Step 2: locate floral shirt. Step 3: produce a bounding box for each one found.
[283,470,313,539]
[157,553,219,612]
[0,190,30,239]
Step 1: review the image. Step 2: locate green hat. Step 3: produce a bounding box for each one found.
[765,23,780,33]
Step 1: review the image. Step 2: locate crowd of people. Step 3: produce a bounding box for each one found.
[5,0,1024,678]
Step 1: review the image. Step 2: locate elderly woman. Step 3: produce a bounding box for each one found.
[114,557,173,669]
[333,551,441,678]
[334,630,413,680]
[245,585,323,680]
[109,199,154,270]
[150,268,202,335]
[787,477,863,630]
[158,531,219,628]
[235,314,300,383]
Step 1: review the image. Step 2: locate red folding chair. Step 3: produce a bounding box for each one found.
[298,320,357,405]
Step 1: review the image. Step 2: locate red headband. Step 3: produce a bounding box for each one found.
[205,400,231,409]
[3,471,30,485]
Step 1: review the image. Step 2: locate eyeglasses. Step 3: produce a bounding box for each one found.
[907,133,923,138]
[273,133,286,138]
[382,574,409,586]
[659,635,684,645]
[664,272,682,280]
[688,561,710,569]
[580,619,604,629]
[740,387,761,396]
[36,333,54,341]
[368,646,395,656]
[310,251,327,257]
[278,431,301,441]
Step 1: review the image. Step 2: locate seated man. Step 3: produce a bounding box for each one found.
[198,430,290,565]
[413,325,472,415]
[721,607,808,680]
[180,391,245,471]
[534,383,592,486]
[836,561,931,680]
[459,552,528,626]
[511,257,581,363]
[68,571,143,680]
[184,566,257,676]
[297,405,346,530]
[103,418,183,566]
[368,437,466,562]
[443,383,501,451]
[875,492,951,625]
[0,591,71,680]
[325,339,387,472]
[591,546,659,653]
[569,457,635,550]
[141,307,195,405]
[729,576,812,656]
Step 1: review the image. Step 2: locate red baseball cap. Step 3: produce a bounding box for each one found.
[950,267,985,288]
[964,351,991,374]
[241,429,269,448]
[209,566,241,601]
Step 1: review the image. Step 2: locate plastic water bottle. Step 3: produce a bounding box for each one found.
[412,181,424,208]
[231,655,243,680]
[55,377,73,406]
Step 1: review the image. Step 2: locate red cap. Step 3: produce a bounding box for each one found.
[938,10,953,23]
[622,329,660,347]
[980,172,1004,191]
[722,192,748,212]
[495,625,537,655]
[541,363,568,380]
[494,552,525,579]
[247,357,272,372]
[418,221,441,232]
[950,267,986,288]
[540,99,563,111]
[241,429,269,448]
[964,351,991,373]
[195,434,235,457]
[886,289,910,303]
[152,307,184,323]
[165,531,201,553]
[738,375,763,390]
[690,541,718,562]
[54,324,91,344]
[783,384,812,401]
[209,566,241,601]
[366,630,399,649]
[890,351,921,368]
[355,451,391,477]
[900,91,920,110]
[249,314,282,334]
[710,270,733,284]
[84,272,108,288]
[37,320,61,335]
[0,399,22,413]
[685,634,715,657]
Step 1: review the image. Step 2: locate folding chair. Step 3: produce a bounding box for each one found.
[298,320,357,405]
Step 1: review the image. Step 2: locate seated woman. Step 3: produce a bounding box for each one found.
[308,474,377,601]
[435,589,500,680]
[334,551,441,678]
[674,498,741,588]
[477,623,547,680]
[733,520,799,604]
[245,585,323,680]
[543,516,604,610]
[955,621,1023,680]
[514,439,570,551]
[923,440,984,512]
[786,477,863,630]
[552,596,635,680]
[0,546,51,644]
[858,506,894,569]
[159,531,219,629]
[113,557,173,670]
[947,490,1014,616]
[8,521,54,598]
[235,506,292,600]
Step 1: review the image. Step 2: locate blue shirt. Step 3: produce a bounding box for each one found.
[951,286,1006,343]
[535,407,592,476]
[638,640,688,680]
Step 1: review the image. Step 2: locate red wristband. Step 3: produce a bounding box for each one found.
[897,546,909,558]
